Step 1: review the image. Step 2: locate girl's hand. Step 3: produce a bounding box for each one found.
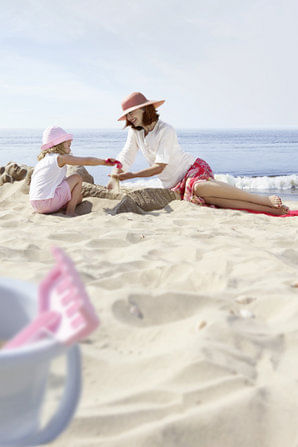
[104,158,123,169]
[110,172,134,181]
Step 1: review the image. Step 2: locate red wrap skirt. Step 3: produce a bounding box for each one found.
[172,158,214,205]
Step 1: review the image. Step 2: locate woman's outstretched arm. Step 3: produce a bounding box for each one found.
[111,163,167,181]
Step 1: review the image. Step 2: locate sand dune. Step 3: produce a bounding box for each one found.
[1,168,298,447]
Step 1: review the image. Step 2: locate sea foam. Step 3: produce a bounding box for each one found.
[125,174,298,191]
[215,173,298,190]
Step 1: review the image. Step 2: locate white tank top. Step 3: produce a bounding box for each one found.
[29,153,67,200]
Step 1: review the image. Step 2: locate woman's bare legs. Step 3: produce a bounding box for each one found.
[65,174,83,216]
[194,179,288,213]
[202,197,288,215]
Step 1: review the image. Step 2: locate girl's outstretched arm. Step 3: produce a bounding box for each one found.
[58,155,116,167]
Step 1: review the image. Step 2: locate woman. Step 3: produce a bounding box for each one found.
[108,92,288,215]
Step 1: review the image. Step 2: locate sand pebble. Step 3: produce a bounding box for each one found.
[197,321,207,330]
[129,301,144,319]
[235,296,256,305]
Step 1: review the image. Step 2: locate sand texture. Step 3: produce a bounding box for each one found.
[1,163,298,447]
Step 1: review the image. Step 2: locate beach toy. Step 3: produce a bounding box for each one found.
[5,246,99,349]
[105,158,122,193]
[105,159,122,192]
[109,176,121,193]
[0,248,99,446]
[3,311,62,349]
[105,158,123,169]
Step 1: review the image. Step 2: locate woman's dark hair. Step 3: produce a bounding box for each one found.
[125,104,160,130]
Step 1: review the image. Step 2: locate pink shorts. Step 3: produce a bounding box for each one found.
[30,180,71,214]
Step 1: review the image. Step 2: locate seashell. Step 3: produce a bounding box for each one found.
[239,309,255,319]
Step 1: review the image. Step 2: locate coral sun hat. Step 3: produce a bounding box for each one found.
[41,126,73,151]
[118,92,165,121]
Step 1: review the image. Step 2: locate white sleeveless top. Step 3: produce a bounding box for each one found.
[29,153,67,200]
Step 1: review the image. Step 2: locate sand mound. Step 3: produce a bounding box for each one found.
[83,186,179,214]
[1,162,179,214]
[67,165,95,184]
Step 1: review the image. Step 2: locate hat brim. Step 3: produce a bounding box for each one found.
[117,100,165,121]
[41,133,73,151]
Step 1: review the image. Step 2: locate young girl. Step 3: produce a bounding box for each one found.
[30,126,116,216]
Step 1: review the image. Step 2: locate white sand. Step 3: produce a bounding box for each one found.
[1,179,298,447]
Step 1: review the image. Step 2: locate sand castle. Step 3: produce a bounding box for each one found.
[0,161,179,214]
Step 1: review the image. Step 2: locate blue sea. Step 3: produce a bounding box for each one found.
[1,128,298,200]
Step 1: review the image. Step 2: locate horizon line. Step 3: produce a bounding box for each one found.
[1,126,298,131]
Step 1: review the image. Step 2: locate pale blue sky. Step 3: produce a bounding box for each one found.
[1,0,298,128]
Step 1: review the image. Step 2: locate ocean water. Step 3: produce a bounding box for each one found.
[1,128,298,200]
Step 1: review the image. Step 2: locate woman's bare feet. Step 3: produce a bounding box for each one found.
[271,204,289,215]
[268,195,289,213]
[269,195,283,208]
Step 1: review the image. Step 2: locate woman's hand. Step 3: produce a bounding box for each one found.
[110,172,134,181]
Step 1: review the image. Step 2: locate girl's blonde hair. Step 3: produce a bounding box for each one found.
[38,143,68,161]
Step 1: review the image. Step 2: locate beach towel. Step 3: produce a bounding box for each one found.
[236,208,298,217]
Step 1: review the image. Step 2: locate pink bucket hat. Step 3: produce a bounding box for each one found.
[41,126,73,151]
[118,92,165,121]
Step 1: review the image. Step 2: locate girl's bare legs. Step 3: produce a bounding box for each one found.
[194,179,288,213]
[65,174,83,216]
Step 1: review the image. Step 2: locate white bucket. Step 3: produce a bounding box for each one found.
[0,278,81,446]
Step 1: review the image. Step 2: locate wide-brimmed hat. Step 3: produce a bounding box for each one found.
[41,126,73,151]
[118,92,165,121]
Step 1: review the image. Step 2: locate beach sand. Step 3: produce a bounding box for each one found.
[1,171,298,447]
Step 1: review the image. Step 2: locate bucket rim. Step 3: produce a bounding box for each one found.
[0,278,65,364]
